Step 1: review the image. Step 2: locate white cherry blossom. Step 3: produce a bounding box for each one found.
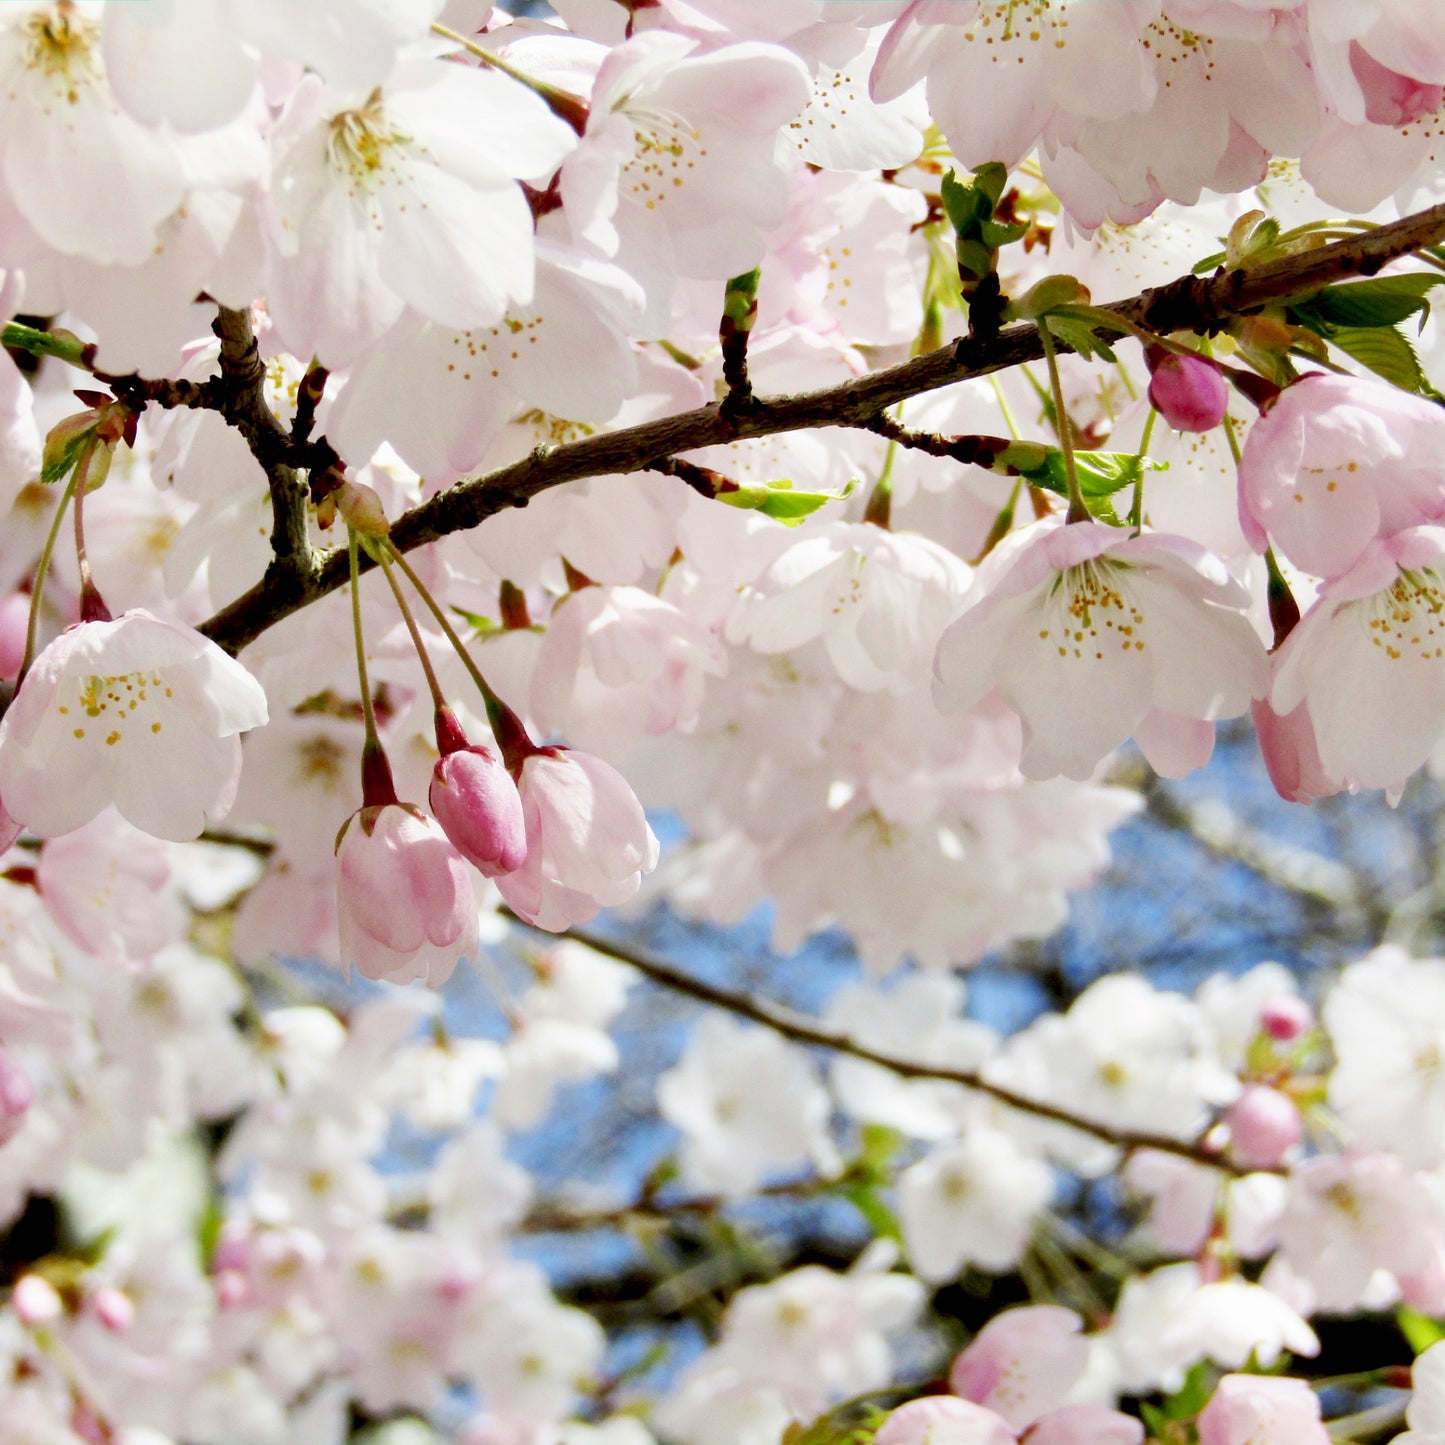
[268,59,577,367]
[935,519,1267,781]
[0,609,268,841]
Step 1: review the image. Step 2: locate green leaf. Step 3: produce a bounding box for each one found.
[717,478,857,524]
[1327,324,1444,400]
[1017,449,1168,500]
[39,433,88,485]
[940,168,994,235]
[1294,273,1445,330]
[1400,1305,1445,1354]
[1159,1359,1215,1421]
[450,607,500,636]
[833,1181,902,1243]
[1045,313,1117,363]
[858,1123,903,1175]
[980,218,1029,248]
[1139,1403,1167,1438]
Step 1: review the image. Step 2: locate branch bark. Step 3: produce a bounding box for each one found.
[199,203,1445,655]
[530,919,1259,1177]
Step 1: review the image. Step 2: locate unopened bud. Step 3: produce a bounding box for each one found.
[13,1274,62,1326]
[1147,348,1228,432]
[336,480,392,537]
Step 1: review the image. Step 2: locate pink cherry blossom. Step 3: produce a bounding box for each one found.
[875,1396,1016,1445]
[559,30,811,325]
[1026,1405,1143,1445]
[268,58,577,366]
[934,519,1267,781]
[494,747,659,932]
[335,802,479,986]
[1197,1374,1329,1445]
[1238,373,1445,581]
[0,608,268,841]
[949,1306,1086,1431]
[1270,528,1445,795]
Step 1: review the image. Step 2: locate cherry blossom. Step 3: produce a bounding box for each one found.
[0,609,268,841]
[1271,527,1445,795]
[494,746,659,932]
[934,519,1267,781]
[1237,373,1445,581]
[1197,1374,1330,1445]
[334,801,478,987]
[268,58,577,366]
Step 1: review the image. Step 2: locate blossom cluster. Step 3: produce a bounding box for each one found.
[0,0,1442,1441]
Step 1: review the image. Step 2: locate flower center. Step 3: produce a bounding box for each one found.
[963,3,1067,59]
[621,105,707,212]
[1363,568,1445,664]
[326,93,413,200]
[58,671,174,747]
[1038,558,1146,663]
[22,3,100,104]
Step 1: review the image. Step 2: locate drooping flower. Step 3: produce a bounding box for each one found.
[1197,1373,1330,1445]
[335,799,478,987]
[0,608,268,841]
[493,746,659,932]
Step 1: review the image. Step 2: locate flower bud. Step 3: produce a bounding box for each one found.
[12,1274,61,1326]
[1226,1084,1303,1169]
[1260,994,1312,1043]
[431,745,528,878]
[1147,347,1228,431]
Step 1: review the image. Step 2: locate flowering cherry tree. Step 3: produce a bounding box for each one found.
[5,0,1445,1441]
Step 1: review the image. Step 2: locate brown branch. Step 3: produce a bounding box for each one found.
[522,918,1257,1177]
[199,203,1445,655]
[211,306,319,590]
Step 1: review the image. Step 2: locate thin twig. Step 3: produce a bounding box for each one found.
[513,916,1256,1175]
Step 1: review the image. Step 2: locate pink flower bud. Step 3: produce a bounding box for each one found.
[90,1284,135,1333]
[0,1049,33,1144]
[1197,1374,1329,1445]
[216,1269,250,1310]
[0,592,28,679]
[429,712,527,878]
[12,1274,61,1326]
[1147,349,1229,432]
[1260,994,1312,1042]
[336,479,392,536]
[1226,1085,1303,1169]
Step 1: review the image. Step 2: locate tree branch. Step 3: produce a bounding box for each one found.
[530,920,1257,1176]
[210,306,320,591]
[199,202,1445,655]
